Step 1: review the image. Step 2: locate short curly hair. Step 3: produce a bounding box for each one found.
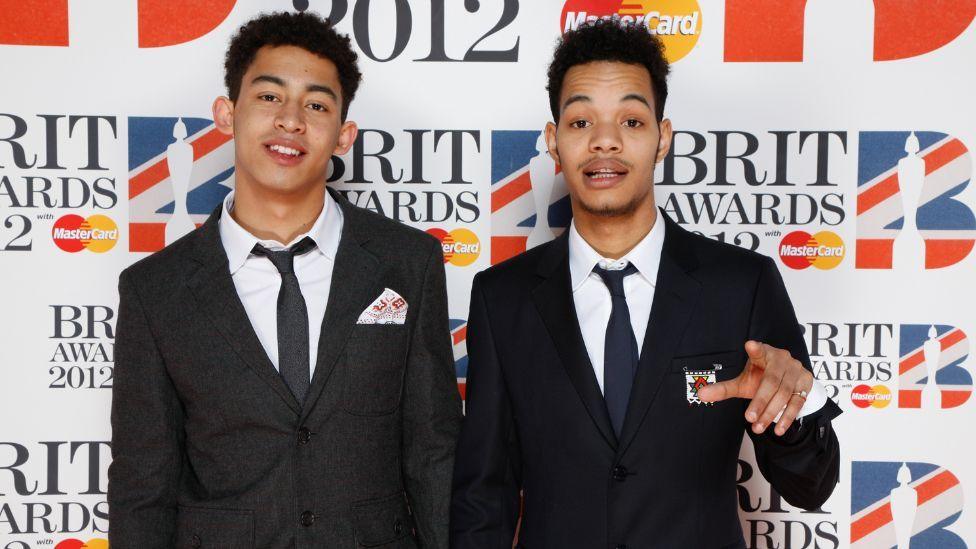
[547,20,670,123]
[224,11,362,121]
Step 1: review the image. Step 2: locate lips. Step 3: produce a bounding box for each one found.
[263,139,307,165]
[582,159,629,187]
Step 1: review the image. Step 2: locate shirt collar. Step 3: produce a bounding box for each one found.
[568,213,665,292]
[218,188,344,274]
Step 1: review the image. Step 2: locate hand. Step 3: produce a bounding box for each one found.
[697,340,813,436]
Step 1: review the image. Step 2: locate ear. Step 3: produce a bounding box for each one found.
[544,122,560,165]
[333,120,359,156]
[213,96,234,136]
[655,118,673,165]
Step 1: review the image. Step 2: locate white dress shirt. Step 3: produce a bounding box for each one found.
[219,189,343,379]
[568,216,827,418]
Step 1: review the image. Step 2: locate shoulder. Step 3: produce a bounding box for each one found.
[665,216,775,285]
[473,237,555,294]
[339,197,442,265]
[119,226,199,289]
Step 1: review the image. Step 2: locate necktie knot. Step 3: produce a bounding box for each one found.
[252,237,316,275]
[594,263,638,297]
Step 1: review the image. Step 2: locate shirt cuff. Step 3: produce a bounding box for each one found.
[796,379,829,418]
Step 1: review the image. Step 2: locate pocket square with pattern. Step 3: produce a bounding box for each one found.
[357,288,408,324]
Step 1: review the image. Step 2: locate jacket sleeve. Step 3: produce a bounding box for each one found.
[108,270,183,548]
[401,239,464,548]
[745,256,842,511]
[450,273,522,549]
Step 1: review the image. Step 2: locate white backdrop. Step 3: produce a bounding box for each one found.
[1,1,975,547]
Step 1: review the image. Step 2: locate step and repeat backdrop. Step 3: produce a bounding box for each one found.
[1,0,975,547]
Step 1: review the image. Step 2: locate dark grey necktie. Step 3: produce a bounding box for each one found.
[252,237,317,404]
[594,263,640,436]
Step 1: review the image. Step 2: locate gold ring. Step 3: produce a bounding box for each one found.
[792,390,808,399]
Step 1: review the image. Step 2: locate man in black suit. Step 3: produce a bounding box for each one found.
[451,22,841,548]
[108,12,461,548]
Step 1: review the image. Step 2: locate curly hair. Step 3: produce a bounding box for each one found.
[547,20,670,123]
[224,11,362,121]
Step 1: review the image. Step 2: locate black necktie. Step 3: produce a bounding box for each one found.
[594,263,640,436]
[252,237,317,404]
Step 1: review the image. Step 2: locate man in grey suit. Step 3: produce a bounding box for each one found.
[108,12,462,548]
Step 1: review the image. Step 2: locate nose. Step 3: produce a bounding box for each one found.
[589,122,622,154]
[275,100,306,134]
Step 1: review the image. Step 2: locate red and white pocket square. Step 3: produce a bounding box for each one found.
[356,288,408,325]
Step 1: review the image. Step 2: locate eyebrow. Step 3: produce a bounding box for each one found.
[561,93,653,112]
[251,75,338,101]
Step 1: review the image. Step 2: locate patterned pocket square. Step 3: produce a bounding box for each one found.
[357,288,408,325]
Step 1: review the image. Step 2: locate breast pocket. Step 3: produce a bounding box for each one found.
[669,350,745,405]
[341,324,410,416]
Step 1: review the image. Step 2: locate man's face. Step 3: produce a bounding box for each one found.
[545,61,672,218]
[213,45,356,197]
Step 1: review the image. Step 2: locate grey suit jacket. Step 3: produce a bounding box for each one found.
[108,188,462,548]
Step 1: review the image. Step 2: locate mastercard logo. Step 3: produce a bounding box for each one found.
[427,228,481,267]
[561,0,703,62]
[851,384,893,409]
[778,230,845,270]
[56,539,109,549]
[52,214,119,253]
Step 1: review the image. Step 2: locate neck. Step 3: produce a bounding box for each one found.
[231,180,326,244]
[573,198,657,259]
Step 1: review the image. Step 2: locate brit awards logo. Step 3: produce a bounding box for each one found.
[804,321,973,409]
[851,462,965,548]
[490,131,572,265]
[856,131,975,269]
[128,117,234,252]
[898,324,972,409]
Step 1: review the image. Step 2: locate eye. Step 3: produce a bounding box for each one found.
[623,118,643,128]
[307,102,327,112]
[259,94,279,102]
[569,119,590,129]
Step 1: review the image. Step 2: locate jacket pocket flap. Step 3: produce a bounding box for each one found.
[176,506,254,548]
[352,493,413,547]
[671,350,743,379]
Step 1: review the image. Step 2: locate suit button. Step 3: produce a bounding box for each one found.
[612,465,628,481]
[190,534,201,548]
[394,518,403,535]
[300,511,315,527]
[297,427,311,445]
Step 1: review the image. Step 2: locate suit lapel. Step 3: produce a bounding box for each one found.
[300,190,381,421]
[185,208,302,415]
[617,215,702,455]
[532,233,618,449]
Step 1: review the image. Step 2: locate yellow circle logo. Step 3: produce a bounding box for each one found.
[427,228,481,267]
[560,0,703,63]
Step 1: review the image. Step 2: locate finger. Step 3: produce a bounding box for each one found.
[745,367,785,426]
[776,371,815,435]
[745,340,768,369]
[755,375,795,434]
[698,377,740,403]
[774,392,807,435]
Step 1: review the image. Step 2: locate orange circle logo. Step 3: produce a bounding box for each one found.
[561,0,703,62]
[427,228,481,267]
[779,230,845,270]
[851,384,892,409]
[52,214,119,253]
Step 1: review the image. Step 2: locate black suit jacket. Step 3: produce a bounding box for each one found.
[108,188,462,548]
[451,213,841,549]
